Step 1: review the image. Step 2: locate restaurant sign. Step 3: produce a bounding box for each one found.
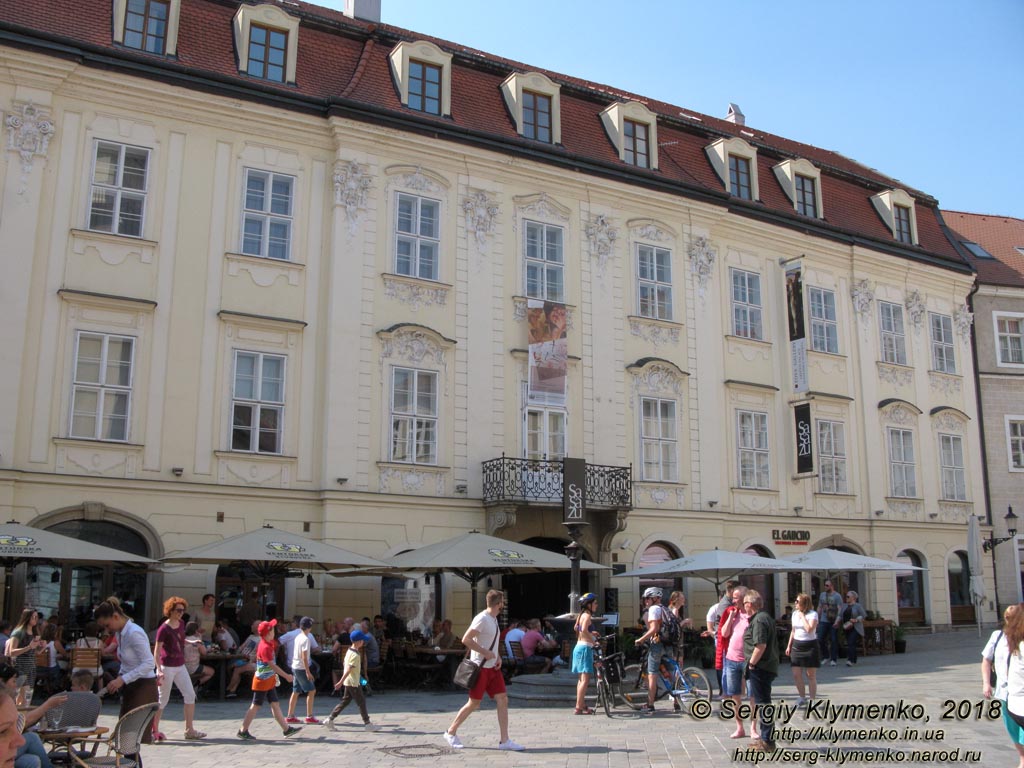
[772,529,811,546]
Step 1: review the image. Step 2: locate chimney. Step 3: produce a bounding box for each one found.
[725,103,745,126]
[344,0,381,22]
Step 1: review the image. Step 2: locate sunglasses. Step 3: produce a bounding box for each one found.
[172,607,186,613]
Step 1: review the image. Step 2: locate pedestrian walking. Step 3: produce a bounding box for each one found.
[985,603,1024,768]
[816,580,842,666]
[285,618,319,724]
[326,630,380,732]
[785,593,820,705]
[237,620,302,740]
[150,597,206,742]
[839,590,867,666]
[443,589,524,751]
[743,589,780,752]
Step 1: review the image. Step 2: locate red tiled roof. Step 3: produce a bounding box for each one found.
[0,0,969,269]
[942,211,1024,289]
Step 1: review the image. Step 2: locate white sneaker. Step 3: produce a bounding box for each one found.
[498,740,525,751]
[829,660,837,666]
[845,661,853,667]
[365,722,381,732]
[795,697,807,708]
[325,719,336,732]
[444,732,463,749]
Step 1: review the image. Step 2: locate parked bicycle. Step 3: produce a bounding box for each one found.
[622,643,712,714]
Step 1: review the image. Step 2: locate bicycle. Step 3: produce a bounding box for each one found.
[592,636,631,717]
[622,643,712,714]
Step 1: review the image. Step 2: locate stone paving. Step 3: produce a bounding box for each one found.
[89,630,1008,767]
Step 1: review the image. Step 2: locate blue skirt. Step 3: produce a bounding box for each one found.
[571,642,594,674]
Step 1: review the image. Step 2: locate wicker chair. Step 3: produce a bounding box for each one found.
[45,692,102,765]
[70,702,158,768]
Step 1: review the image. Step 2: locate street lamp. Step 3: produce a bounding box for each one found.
[982,506,1018,552]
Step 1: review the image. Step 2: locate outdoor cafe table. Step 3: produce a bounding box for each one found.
[203,652,246,699]
[412,647,464,689]
[39,725,109,763]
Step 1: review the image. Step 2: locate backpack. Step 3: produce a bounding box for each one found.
[658,607,681,647]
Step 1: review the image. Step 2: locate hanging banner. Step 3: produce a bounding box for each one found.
[794,402,814,475]
[562,457,587,525]
[786,265,809,394]
[527,299,568,406]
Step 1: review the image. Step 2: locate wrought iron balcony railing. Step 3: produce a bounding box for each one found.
[481,455,632,509]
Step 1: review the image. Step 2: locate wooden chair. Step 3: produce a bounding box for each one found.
[366,638,389,691]
[70,647,102,673]
[70,702,158,768]
[509,641,546,675]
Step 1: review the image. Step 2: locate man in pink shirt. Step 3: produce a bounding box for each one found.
[519,619,556,673]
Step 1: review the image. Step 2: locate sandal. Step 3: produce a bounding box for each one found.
[184,729,207,740]
[574,707,594,715]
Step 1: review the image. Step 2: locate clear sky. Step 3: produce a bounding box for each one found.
[321,0,1024,219]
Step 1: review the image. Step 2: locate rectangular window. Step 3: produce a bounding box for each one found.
[817,420,848,494]
[624,119,649,168]
[641,397,677,482]
[808,287,838,354]
[123,0,169,54]
[997,315,1024,364]
[939,433,967,501]
[731,269,763,340]
[929,313,956,374]
[390,367,437,464]
[525,408,565,461]
[795,174,817,217]
[636,245,672,320]
[231,351,285,454]
[408,60,441,115]
[879,301,907,365]
[89,141,149,238]
[246,24,287,82]
[1009,419,1024,471]
[728,155,752,199]
[241,169,294,261]
[737,410,770,489]
[522,91,552,143]
[70,332,135,442]
[894,204,913,244]
[887,427,917,498]
[395,193,440,280]
[524,221,564,302]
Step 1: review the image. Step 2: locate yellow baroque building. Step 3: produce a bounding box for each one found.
[0,0,993,633]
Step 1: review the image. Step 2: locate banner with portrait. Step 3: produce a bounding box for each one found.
[785,264,809,394]
[527,299,568,406]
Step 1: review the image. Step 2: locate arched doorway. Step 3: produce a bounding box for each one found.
[896,550,926,625]
[502,537,591,620]
[741,545,777,617]
[24,519,150,637]
[214,564,285,636]
[948,551,974,624]
[637,542,682,611]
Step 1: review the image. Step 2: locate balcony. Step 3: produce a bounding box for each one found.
[481,455,632,509]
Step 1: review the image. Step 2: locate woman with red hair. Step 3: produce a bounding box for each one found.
[150,597,206,742]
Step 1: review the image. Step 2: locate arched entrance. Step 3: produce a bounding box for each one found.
[637,542,682,609]
[741,545,777,616]
[948,551,974,625]
[24,519,151,636]
[809,545,862,606]
[896,550,926,625]
[502,537,591,620]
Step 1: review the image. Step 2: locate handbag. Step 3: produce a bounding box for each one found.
[453,617,498,690]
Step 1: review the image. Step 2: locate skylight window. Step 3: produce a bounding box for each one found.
[962,241,994,259]
[1015,247,1024,257]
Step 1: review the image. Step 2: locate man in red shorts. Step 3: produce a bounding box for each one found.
[443,590,525,751]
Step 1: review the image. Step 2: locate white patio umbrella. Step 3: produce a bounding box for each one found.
[967,515,987,637]
[781,548,926,573]
[614,548,793,593]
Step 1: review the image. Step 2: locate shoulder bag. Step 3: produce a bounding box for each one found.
[453,617,498,690]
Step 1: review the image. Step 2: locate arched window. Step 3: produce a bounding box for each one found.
[896,550,925,625]
[948,550,974,624]
[638,542,681,605]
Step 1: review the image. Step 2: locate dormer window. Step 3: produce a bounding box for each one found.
[774,158,823,219]
[501,72,561,144]
[706,137,759,201]
[389,41,453,117]
[232,3,300,85]
[600,101,659,170]
[113,0,181,56]
[870,188,919,245]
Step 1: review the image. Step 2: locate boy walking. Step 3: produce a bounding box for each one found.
[286,617,319,724]
[325,630,380,732]
[237,619,302,740]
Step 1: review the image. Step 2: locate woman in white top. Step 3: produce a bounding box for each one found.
[785,593,820,705]
[989,603,1024,768]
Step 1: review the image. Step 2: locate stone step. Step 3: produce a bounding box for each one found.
[505,669,594,706]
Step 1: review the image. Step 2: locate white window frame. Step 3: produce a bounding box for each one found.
[636,244,673,320]
[887,427,917,498]
[113,0,181,56]
[731,268,763,340]
[929,312,956,374]
[737,410,770,489]
[640,397,678,482]
[870,188,919,245]
[816,419,848,495]
[390,366,438,465]
[232,3,299,84]
[938,433,967,501]
[994,312,1024,369]
[599,101,659,170]
[240,169,294,261]
[524,220,564,302]
[395,192,441,281]
[773,158,823,218]
[88,141,150,238]
[728,154,753,199]
[879,301,907,365]
[524,407,566,461]
[1007,416,1024,473]
[705,137,759,200]
[501,72,561,144]
[69,331,135,442]
[231,351,286,455]
[808,286,839,354]
[388,40,453,117]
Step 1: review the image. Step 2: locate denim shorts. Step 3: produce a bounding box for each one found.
[722,658,746,697]
[646,642,665,674]
[292,668,315,693]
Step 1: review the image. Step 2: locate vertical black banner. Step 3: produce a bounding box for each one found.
[794,403,814,475]
[562,457,587,525]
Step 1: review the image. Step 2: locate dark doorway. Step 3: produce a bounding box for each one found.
[501,537,591,620]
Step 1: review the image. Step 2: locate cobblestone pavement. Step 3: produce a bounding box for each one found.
[92,631,1007,767]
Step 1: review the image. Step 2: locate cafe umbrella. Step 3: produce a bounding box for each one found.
[781,548,926,573]
[614,548,793,595]
[0,520,157,616]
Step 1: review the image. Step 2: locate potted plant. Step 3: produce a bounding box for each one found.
[893,624,907,654]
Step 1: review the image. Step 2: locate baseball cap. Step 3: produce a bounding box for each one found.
[349,629,368,643]
[299,616,314,630]
[257,619,277,636]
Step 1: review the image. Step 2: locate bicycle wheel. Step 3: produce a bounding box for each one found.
[597,678,613,717]
[616,665,645,710]
[680,666,712,701]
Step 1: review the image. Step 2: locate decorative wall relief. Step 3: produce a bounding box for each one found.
[487,506,517,535]
[887,500,922,520]
[881,402,918,426]
[688,235,715,299]
[629,317,681,348]
[954,303,974,344]
[928,371,962,396]
[851,279,875,324]
[933,411,965,433]
[382,274,449,311]
[585,214,618,276]
[462,190,500,253]
[381,328,447,367]
[5,102,54,194]
[332,159,373,236]
[379,466,446,496]
[513,192,569,223]
[877,362,914,387]
[628,361,686,406]
[904,290,926,333]
[938,501,973,524]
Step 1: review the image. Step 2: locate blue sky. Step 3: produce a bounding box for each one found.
[323,0,1023,219]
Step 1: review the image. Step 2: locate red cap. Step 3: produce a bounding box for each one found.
[257,619,277,636]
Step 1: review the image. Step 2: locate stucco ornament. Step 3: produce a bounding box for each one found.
[585,214,618,275]
[635,223,668,242]
[332,160,373,236]
[629,318,680,348]
[688,236,715,299]
[382,276,449,311]
[882,403,917,426]
[462,190,499,252]
[401,168,440,194]
[904,290,927,333]
[850,279,875,324]
[953,303,974,344]
[381,328,446,367]
[630,363,685,401]
[5,102,54,195]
